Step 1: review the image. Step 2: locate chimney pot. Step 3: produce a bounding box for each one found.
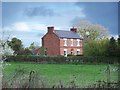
[70,27,77,32]
[47,26,54,33]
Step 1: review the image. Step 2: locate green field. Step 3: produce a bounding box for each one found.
[3,62,118,88]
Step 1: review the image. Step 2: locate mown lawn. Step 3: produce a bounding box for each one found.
[3,62,118,88]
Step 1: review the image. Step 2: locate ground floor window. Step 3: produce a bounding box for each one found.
[64,49,67,56]
[77,49,80,55]
[71,49,74,55]
[44,48,47,55]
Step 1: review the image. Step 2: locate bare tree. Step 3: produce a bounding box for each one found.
[73,20,109,44]
[0,28,14,61]
[0,28,14,89]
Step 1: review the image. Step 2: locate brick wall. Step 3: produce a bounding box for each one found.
[42,32,60,56]
[60,38,83,56]
[42,26,83,56]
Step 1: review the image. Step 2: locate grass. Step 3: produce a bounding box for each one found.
[3,62,118,88]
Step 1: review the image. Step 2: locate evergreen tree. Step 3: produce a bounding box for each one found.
[117,35,120,45]
[107,37,117,56]
[8,38,23,54]
[29,42,36,51]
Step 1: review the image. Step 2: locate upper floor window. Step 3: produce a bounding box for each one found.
[70,39,73,46]
[64,38,67,46]
[77,39,80,46]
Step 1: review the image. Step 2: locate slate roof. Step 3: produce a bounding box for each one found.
[54,30,83,39]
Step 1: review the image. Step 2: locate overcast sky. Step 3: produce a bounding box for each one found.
[2,2,118,47]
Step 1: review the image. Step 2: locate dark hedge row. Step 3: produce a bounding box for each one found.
[67,56,119,64]
[6,55,119,64]
[6,55,67,64]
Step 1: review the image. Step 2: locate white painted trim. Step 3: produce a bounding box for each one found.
[64,49,67,57]
[77,49,80,51]
[77,49,80,55]
[77,39,80,46]
[70,39,73,46]
[63,38,67,46]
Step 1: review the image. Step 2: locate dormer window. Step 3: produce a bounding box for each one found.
[64,38,67,46]
[70,39,73,46]
[77,39,80,46]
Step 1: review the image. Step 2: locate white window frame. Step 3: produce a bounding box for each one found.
[71,49,74,55]
[64,49,67,57]
[70,39,73,46]
[77,49,80,55]
[77,39,80,46]
[63,38,67,46]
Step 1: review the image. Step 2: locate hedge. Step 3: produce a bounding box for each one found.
[66,56,119,64]
[6,55,120,64]
[6,55,67,64]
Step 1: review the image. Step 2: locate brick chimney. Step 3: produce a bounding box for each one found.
[47,26,54,33]
[70,27,77,32]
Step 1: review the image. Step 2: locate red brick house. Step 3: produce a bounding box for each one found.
[42,26,83,56]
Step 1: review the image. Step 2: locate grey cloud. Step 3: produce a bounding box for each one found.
[24,6,59,17]
[70,16,86,26]
[71,2,118,35]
